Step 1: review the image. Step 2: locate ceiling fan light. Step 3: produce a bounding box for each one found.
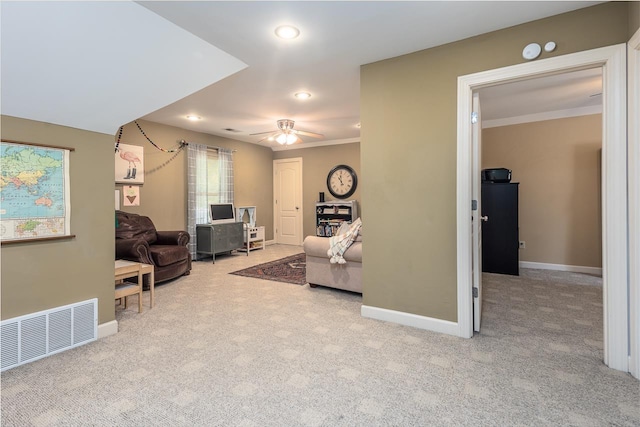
[276,133,288,144]
[286,134,297,144]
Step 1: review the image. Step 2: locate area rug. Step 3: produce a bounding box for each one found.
[229,253,306,285]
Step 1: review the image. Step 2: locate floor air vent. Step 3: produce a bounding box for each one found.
[1,299,97,372]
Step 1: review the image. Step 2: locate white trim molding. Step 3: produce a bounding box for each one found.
[98,320,118,339]
[457,44,629,372]
[628,28,640,380]
[361,305,459,336]
[519,261,602,276]
[271,137,359,151]
[482,105,602,129]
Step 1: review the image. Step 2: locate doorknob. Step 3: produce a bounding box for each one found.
[481,216,489,222]
[296,207,299,210]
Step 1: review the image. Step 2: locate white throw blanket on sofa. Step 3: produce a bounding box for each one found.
[327,217,362,264]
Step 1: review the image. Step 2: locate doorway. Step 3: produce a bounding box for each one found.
[479,67,603,279]
[475,70,605,370]
[456,44,629,372]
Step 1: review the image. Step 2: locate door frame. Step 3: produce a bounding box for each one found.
[472,92,482,332]
[456,44,629,372]
[273,158,304,245]
[628,28,640,379]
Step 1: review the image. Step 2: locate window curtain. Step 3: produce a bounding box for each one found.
[187,143,209,259]
[218,148,234,204]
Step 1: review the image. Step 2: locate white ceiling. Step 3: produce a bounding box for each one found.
[479,67,603,127]
[1,1,246,135]
[1,1,602,146]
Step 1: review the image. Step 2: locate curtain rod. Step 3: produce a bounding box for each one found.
[180,140,237,153]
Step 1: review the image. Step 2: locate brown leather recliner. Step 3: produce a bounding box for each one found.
[115,210,191,285]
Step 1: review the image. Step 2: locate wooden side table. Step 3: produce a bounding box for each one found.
[115,260,155,311]
[139,263,155,308]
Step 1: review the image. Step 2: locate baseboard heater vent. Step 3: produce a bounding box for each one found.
[1,298,97,372]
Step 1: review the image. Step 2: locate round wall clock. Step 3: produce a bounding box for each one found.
[327,164,357,199]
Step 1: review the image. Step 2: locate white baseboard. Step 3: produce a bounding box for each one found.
[98,320,118,339]
[519,261,602,276]
[361,305,459,336]
[265,239,276,246]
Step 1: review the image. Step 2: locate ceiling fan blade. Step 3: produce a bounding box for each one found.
[256,134,277,143]
[293,129,324,138]
[250,130,277,136]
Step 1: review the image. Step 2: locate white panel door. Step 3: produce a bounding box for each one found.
[274,158,303,245]
[472,92,483,332]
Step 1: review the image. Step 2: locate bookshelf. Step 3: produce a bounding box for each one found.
[315,200,358,237]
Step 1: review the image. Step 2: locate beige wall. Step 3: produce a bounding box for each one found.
[630,1,640,37]
[482,115,602,269]
[273,143,361,238]
[1,116,115,325]
[360,2,629,322]
[116,120,275,239]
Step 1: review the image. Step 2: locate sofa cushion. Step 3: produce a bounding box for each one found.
[116,211,158,244]
[303,236,362,263]
[150,245,190,267]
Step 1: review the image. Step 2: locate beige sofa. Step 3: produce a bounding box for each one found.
[303,234,362,293]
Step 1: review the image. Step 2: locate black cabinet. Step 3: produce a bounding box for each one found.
[481,183,519,275]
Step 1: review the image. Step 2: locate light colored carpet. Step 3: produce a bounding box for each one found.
[2,245,638,426]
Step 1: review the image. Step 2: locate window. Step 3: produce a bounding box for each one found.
[187,143,234,257]
[206,149,220,205]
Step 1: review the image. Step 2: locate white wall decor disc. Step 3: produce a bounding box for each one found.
[544,41,557,52]
[522,43,541,60]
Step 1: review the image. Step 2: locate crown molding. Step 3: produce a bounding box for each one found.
[482,105,602,129]
[270,137,359,151]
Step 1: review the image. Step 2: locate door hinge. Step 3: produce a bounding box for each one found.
[472,287,478,298]
[472,199,477,211]
[471,112,478,124]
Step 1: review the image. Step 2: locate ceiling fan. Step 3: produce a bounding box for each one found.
[250,119,324,145]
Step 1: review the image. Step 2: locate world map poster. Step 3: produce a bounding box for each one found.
[0,141,71,242]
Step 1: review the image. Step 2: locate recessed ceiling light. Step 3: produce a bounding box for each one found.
[186,115,201,121]
[275,25,300,39]
[295,92,311,100]
[356,123,361,128]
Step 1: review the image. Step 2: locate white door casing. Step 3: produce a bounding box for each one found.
[273,158,303,245]
[456,44,629,372]
[628,28,640,380]
[472,92,482,332]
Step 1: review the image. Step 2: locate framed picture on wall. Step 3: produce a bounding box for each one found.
[122,185,140,206]
[0,139,74,244]
[115,143,144,184]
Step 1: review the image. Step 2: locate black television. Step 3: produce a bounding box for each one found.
[210,203,235,224]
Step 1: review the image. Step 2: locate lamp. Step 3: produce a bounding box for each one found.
[276,133,297,145]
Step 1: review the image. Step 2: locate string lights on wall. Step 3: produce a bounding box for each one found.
[115,121,188,153]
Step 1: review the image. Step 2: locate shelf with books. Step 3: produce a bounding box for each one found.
[315,200,358,237]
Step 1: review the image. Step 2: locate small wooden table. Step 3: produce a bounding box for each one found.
[115,260,155,311]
